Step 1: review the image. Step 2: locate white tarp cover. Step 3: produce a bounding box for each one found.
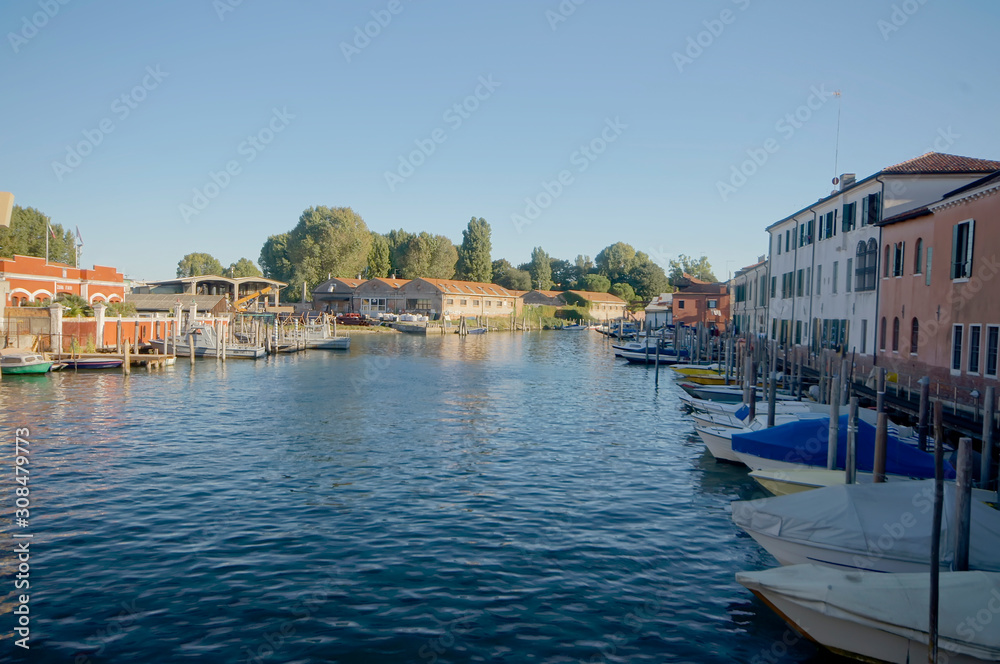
[737,564,1000,660]
[731,480,1000,571]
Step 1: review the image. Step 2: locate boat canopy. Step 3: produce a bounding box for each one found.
[730,415,950,479]
[731,480,1000,571]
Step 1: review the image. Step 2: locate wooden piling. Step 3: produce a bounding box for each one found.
[188,333,195,364]
[981,385,995,491]
[123,344,130,375]
[766,366,777,428]
[828,376,840,470]
[929,403,945,664]
[845,396,858,484]
[747,357,757,422]
[918,377,930,453]
[873,373,888,482]
[954,437,974,572]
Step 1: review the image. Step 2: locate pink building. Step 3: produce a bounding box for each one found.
[876,170,1000,394]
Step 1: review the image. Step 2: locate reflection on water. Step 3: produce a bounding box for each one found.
[0,332,835,662]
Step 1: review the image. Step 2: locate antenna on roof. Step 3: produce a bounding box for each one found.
[832,89,842,184]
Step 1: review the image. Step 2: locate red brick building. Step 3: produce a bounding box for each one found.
[1,254,125,306]
[672,274,729,332]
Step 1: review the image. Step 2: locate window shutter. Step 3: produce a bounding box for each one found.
[951,223,961,279]
[862,196,869,226]
[925,247,932,286]
[966,219,975,277]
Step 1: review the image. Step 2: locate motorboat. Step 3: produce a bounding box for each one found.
[731,480,1000,573]
[0,351,54,375]
[695,413,828,464]
[56,357,124,370]
[737,564,1000,663]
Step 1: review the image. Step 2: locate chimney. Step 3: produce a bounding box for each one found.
[839,173,856,190]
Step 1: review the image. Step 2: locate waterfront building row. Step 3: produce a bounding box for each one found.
[728,151,1000,395]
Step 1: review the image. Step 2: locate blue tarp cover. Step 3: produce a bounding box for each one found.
[731,415,954,479]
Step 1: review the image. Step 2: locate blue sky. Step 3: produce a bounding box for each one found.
[3,0,999,282]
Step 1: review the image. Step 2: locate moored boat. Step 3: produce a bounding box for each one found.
[1,351,54,375]
[57,357,124,370]
[737,564,1000,663]
[148,322,265,359]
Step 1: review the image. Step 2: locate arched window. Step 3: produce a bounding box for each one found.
[880,316,887,351]
[884,245,891,277]
[866,239,879,290]
[892,317,900,352]
[910,318,919,354]
[914,239,923,274]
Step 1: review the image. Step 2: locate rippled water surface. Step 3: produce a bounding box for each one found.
[1,332,845,663]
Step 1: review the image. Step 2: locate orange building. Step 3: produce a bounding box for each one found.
[876,170,1000,393]
[672,274,729,333]
[1,254,125,306]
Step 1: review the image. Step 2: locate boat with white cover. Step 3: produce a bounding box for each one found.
[731,480,1000,573]
[737,564,1000,663]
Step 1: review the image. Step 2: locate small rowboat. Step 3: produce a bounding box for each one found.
[57,357,124,370]
[1,352,54,375]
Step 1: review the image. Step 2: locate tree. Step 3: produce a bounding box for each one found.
[224,258,262,278]
[367,234,391,278]
[259,233,294,283]
[497,268,531,291]
[455,217,492,283]
[385,228,415,275]
[549,258,575,288]
[427,234,458,279]
[628,255,671,299]
[610,282,636,303]
[285,206,373,292]
[56,293,93,317]
[668,254,717,285]
[528,247,552,290]
[392,232,457,279]
[491,258,514,284]
[106,301,138,316]
[177,252,224,278]
[0,206,75,264]
[595,242,637,284]
[579,273,610,293]
[575,254,594,275]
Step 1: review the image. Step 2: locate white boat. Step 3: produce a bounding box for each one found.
[148,322,265,359]
[737,564,1000,663]
[690,409,829,430]
[748,467,999,502]
[0,351,54,375]
[679,382,797,403]
[679,394,824,416]
[731,480,1000,573]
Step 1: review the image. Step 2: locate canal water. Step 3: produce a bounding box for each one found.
[1,332,844,663]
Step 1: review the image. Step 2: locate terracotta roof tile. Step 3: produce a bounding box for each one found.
[566,290,626,304]
[882,152,1000,174]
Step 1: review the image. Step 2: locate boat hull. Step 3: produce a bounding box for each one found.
[58,358,124,370]
[147,339,265,359]
[305,338,350,350]
[1,362,53,375]
[694,426,743,464]
[742,528,933,574]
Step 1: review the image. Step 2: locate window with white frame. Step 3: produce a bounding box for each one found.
[986,326,999,378]
[952,325,964,372]
[969,325,982,375]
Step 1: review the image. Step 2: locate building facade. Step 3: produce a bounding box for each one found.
[766,152,1000,355]
[729,258,768,336]
[876,170,1000,392]
[311,277,366,312]
[562,290,627,320]
[672,276,729,332]
[353,277,411,315]
[397,278,517,319]
[1,254,125,306]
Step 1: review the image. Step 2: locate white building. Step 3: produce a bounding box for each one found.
[644,292,673,328]
[729,257,768,336]
[766,152,1000,355]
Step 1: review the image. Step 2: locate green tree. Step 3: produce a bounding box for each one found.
[629,254,671,299]
[106,301,138,316]
[595,242,637,284]
[391,232,456,279]
[285,206,373,292]
[497,268,531,291]
[0,206,75,264]
[668,254,717,285]
[455,217,492,282]
[610,282,636,303]
[385,228,415,275]
[427,234,458,279]
[491,258,514,284]
[367,233,391,278]
[56,293,93,317]
[549,258,575,288]
[528,247,552,290]
[579,273,611,293]
[575,254,594,275]
[177,252,224,277]
[224,257,262,278]
[259,233,294,282]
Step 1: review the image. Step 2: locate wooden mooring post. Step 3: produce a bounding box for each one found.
[827,376,841,470]
[981,385,995,491]
[929,399,946,664]
[954,437,974,572]
[845,396,858,484]
[873,368,888,483]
